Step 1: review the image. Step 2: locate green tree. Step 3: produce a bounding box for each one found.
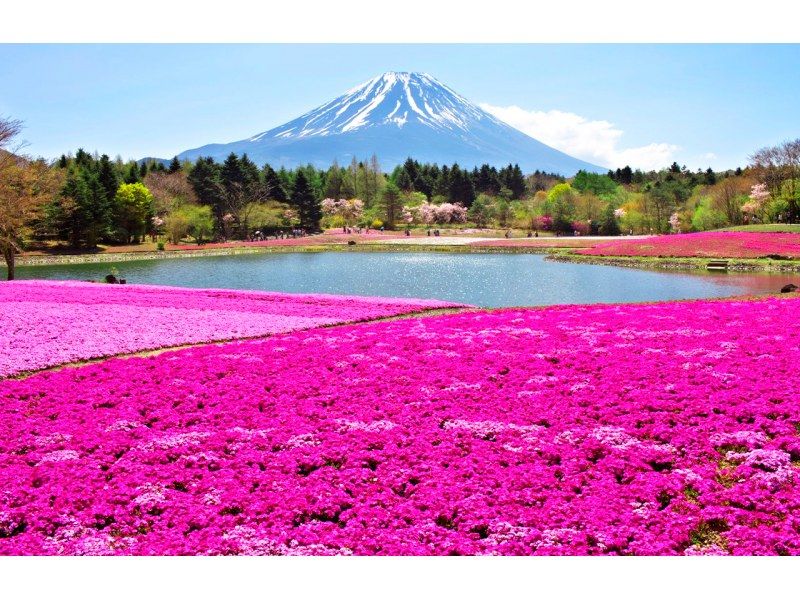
[572,170,618,197]
[97,154,120,202]
[380,181,402,229]
[467,194,493,227]
[182,205,214,243]
[291,171,321,231]
[124,162,141,184]
[547,183,576,233]
[499,164,526,199]
[262,164,287,202]
[57,167,113,247]
[164,209,190,244]
[599,203,621,235]
[691,199,726,231]
[188,157,224,227]
[448,164,476,206]
[114,182,154,243]
[168,156,181,174]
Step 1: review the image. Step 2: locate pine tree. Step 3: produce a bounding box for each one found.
[220,153,244,195]
[381,181,402,229]
[262,164,287,201]
[97,154,120,202]
[188,157,223,223]
[291,171,321,231]
[168,156,181,174]
[124,162,141,184]
[396,169,413,192]
[323,161,344,199]
[402,157,419,183]
[433,165,450,197]
[448,165,476,207]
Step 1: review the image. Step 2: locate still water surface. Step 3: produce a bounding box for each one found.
[15,252,797,308]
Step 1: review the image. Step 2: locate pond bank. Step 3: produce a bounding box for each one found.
[547,252,800,272]
[11,243,557,267]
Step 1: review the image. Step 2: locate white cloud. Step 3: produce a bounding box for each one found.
[480,103,679,171]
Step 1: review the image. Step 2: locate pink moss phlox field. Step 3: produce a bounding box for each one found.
[470,239,599,248]
[578,231,800,259]
[0,280,463,377]
[2,296,799,555]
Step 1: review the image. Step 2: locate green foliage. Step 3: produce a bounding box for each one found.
[291,171,321,230]
[243,201,294,231]
[467,194,493,227]
[572,170,618,197]
[114,182,154,243]
[168,156,181,174]
[599,203,621,236]
[53,166,113,247]
[691,199,727,231]
[183,205,214,243]
[381,181,402,229]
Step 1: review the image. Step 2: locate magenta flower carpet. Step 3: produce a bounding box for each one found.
[1,295,798,555]
[0,280,463,377]
[578,231,800,259]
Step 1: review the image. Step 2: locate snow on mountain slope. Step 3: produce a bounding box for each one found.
[175,72,605,175]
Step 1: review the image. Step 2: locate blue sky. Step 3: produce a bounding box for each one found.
[1,44,798,170]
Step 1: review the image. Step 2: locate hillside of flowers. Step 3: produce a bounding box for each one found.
[1,295,798,555]
[577,231,800,259]
[0,281,462,377]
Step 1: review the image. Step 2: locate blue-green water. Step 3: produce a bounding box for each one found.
[14,252,797,307]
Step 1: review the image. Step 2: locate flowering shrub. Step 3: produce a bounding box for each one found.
[321,198,364,225]
[410,202,468,225]
[1,296,799,555]
[571,221,591,236]
[532,215,553,231]
[0,281,464,377]
[579,231,800,259]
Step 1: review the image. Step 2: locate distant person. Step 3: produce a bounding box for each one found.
[527,231,532,238]
[427,229,431,237]
[505,230,510,239]
[535,231,539,238]
[405,229,410,236]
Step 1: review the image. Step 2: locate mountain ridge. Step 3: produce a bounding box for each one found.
[172,72,605,175]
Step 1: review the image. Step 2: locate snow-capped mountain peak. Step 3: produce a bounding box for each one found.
[176,72,605,175]
[248,72,500,142]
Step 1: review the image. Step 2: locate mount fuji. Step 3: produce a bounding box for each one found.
[175,72,604,175]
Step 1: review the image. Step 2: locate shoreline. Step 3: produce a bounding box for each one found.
[9,239,800,273]
[12,243,560,267]
[547,252,800,272]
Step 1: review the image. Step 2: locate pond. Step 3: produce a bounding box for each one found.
[14,251,798,308]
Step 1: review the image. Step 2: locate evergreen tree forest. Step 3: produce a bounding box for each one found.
[15,140,800,250]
